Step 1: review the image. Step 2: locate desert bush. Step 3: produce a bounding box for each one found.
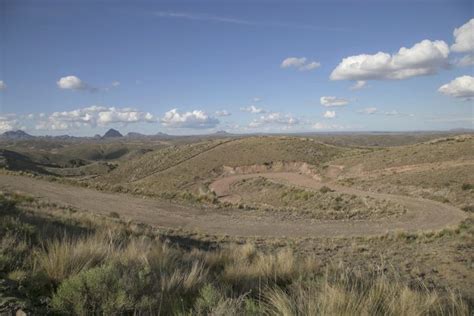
[191,284,256,316]
[51,238,209,315]
[320,186,334,194]
[51,263,133,315]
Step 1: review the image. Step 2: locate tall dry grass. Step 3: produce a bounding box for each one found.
[1,192,470,315]
[264,266,468,316]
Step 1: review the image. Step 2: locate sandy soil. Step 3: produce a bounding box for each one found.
[0,174,467,238]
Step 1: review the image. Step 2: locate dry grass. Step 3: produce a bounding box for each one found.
[229,177,406,220]
[95,136,347,196]
[264,266,468,316]
[0,192,471,315]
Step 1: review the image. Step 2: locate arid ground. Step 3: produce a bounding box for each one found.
[0,131,473,314]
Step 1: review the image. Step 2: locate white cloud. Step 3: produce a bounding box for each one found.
[330,39,449,81]
[384,110,414,117]
[0,81,6,91]
[249,112,300,128]
[323,110,336,119]
[385,110,400,116]
[57,75,97,92]
[111,81,120,87]
[97,108,154,125]
[438,75,474,100]
[312,122,348,130]
[451,19,474,53]
[281,57,320,71]
[350,80,367,90]
[456,54,474,67]
[240,105,266,113]
[358,107,377,115]
[0,115,19,132]
[320,96,349,107]
[253,97,262,102]
[215,110,231,117]
[57,76,85,90]
[161,109,219,129]
[35,106,155,131]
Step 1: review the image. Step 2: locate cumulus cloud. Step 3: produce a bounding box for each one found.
[323,110,336,119]
[320,96,349,107]
[0,115,19,132]
[57,75,97,92]
[0,81,6,91]
[253,97,262,102]
[281,57,320,71]
[240,105,266,114]
[215,110,231,117]
[312,122,348,130]
[330,39,449,81]
[451,19,474,53]
[249,112,300,128]
[35,106,155,131]
[111,81,120,87]
[161,109,219,129]
[456,54,474,67]
[358,107,377,115]
[438,75,474,100]
[350,80,367,90]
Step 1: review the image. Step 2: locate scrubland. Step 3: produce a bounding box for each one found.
[0,193,470,315]
[0,132,473,314]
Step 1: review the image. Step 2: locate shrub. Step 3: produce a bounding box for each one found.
[191,284,254,316]
[109,211,120,218]
[320,186,334,194]
[461,183,472,191]
[51,264,132,315]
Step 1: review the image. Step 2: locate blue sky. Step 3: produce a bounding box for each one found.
[0,0,473,136]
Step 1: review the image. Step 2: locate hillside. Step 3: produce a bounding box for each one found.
[330,135,474,208]
[97,136,348,194]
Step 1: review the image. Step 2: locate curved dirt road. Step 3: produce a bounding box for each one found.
[0,174,467,238]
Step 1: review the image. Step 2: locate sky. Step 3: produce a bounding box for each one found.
[0,0,473,136]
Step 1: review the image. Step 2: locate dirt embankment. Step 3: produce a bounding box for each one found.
[222,161,322,180]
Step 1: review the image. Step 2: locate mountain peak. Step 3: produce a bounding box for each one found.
[1,130,34,140]
[102,128,123,138]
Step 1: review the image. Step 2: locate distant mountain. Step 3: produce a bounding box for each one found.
[126,132,148,139]
[102,129,123,138]
[1,130,35,140]
[214,130,230,135]
[449,128,473,133]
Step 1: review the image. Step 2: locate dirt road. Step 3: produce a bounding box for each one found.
[0,174,467,238]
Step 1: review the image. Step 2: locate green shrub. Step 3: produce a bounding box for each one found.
[51,264,132,315]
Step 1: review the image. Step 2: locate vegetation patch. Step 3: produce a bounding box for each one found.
[228,177,406,220]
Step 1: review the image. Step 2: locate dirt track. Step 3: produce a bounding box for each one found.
[0,174,467,238]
